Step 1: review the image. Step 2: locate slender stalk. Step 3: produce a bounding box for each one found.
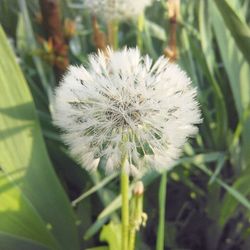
[156,172,167,250]
[164,0,180,61]
[137,13,144,50]
[121,154,129,250]
[39,0,69,81]
[107,20,119,49]
[128,181,144,250]
[92,15,108,53]
[128,228,136,250]
[128,198,137,250]
[128,198,140,250]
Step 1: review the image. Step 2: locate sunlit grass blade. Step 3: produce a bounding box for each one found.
[0,25,79,250]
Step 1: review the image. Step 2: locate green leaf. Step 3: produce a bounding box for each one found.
[0,173,58,249]
[143,20,158,59]
[86,247,108,250]
[211,0,250,165]
[100,222,121,250]
[208,154,227,185]
[214,0,250,65]
[219,173,250,226]
[144,20,167,41]
[84,216,109,240]
[18,0,53,99]
[211,0,249,116]
[72,173,118,206]
[195,164,250,218]
[0,25,79,250]
[199,0,215,72]
[0,232,50,250]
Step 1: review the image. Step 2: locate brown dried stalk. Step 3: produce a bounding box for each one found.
[164,0,180,62]
[92,15,108,54]
[39,0,69,81]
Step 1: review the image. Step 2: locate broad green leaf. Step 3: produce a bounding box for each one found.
[0,232,50,250]
[214,0,250,65]
[86,247,108,250]
[0,173,59,249]
[0,26,79,250]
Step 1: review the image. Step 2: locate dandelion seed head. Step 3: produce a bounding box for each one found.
[84,0,152,21]
[53,48,201,176]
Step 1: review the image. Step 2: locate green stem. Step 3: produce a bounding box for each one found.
[128,182,144,250]
[128,228,136,250]
[137,13,144,50]
[121,154,129,250]
[108,20,119,49]
[128,198,137,250]
[156,172,167,250]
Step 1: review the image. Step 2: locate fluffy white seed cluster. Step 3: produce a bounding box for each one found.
[84,0,152,21]
[53,48,201,176]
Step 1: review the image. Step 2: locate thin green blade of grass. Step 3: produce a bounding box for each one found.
[18,0,53,101]
[214,0,250,65]
[219,172,250,226]
[211,0,250,165]
[208,154,227,185]
[196,165,250,213]
[72,173,118,207]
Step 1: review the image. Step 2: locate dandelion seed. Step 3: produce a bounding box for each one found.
[53,48,201,176]
[84,0,153,22]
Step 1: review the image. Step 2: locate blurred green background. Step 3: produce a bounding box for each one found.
[0,0,250,249]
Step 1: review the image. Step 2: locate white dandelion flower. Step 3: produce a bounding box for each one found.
[84,0,152,21]
[53,48,201,176]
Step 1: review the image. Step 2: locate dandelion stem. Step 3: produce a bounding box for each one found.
[121,153,129,250]
[156,172,167,250]
[137,13,144,50]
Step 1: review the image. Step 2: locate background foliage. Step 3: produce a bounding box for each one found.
[0,0,250,249]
